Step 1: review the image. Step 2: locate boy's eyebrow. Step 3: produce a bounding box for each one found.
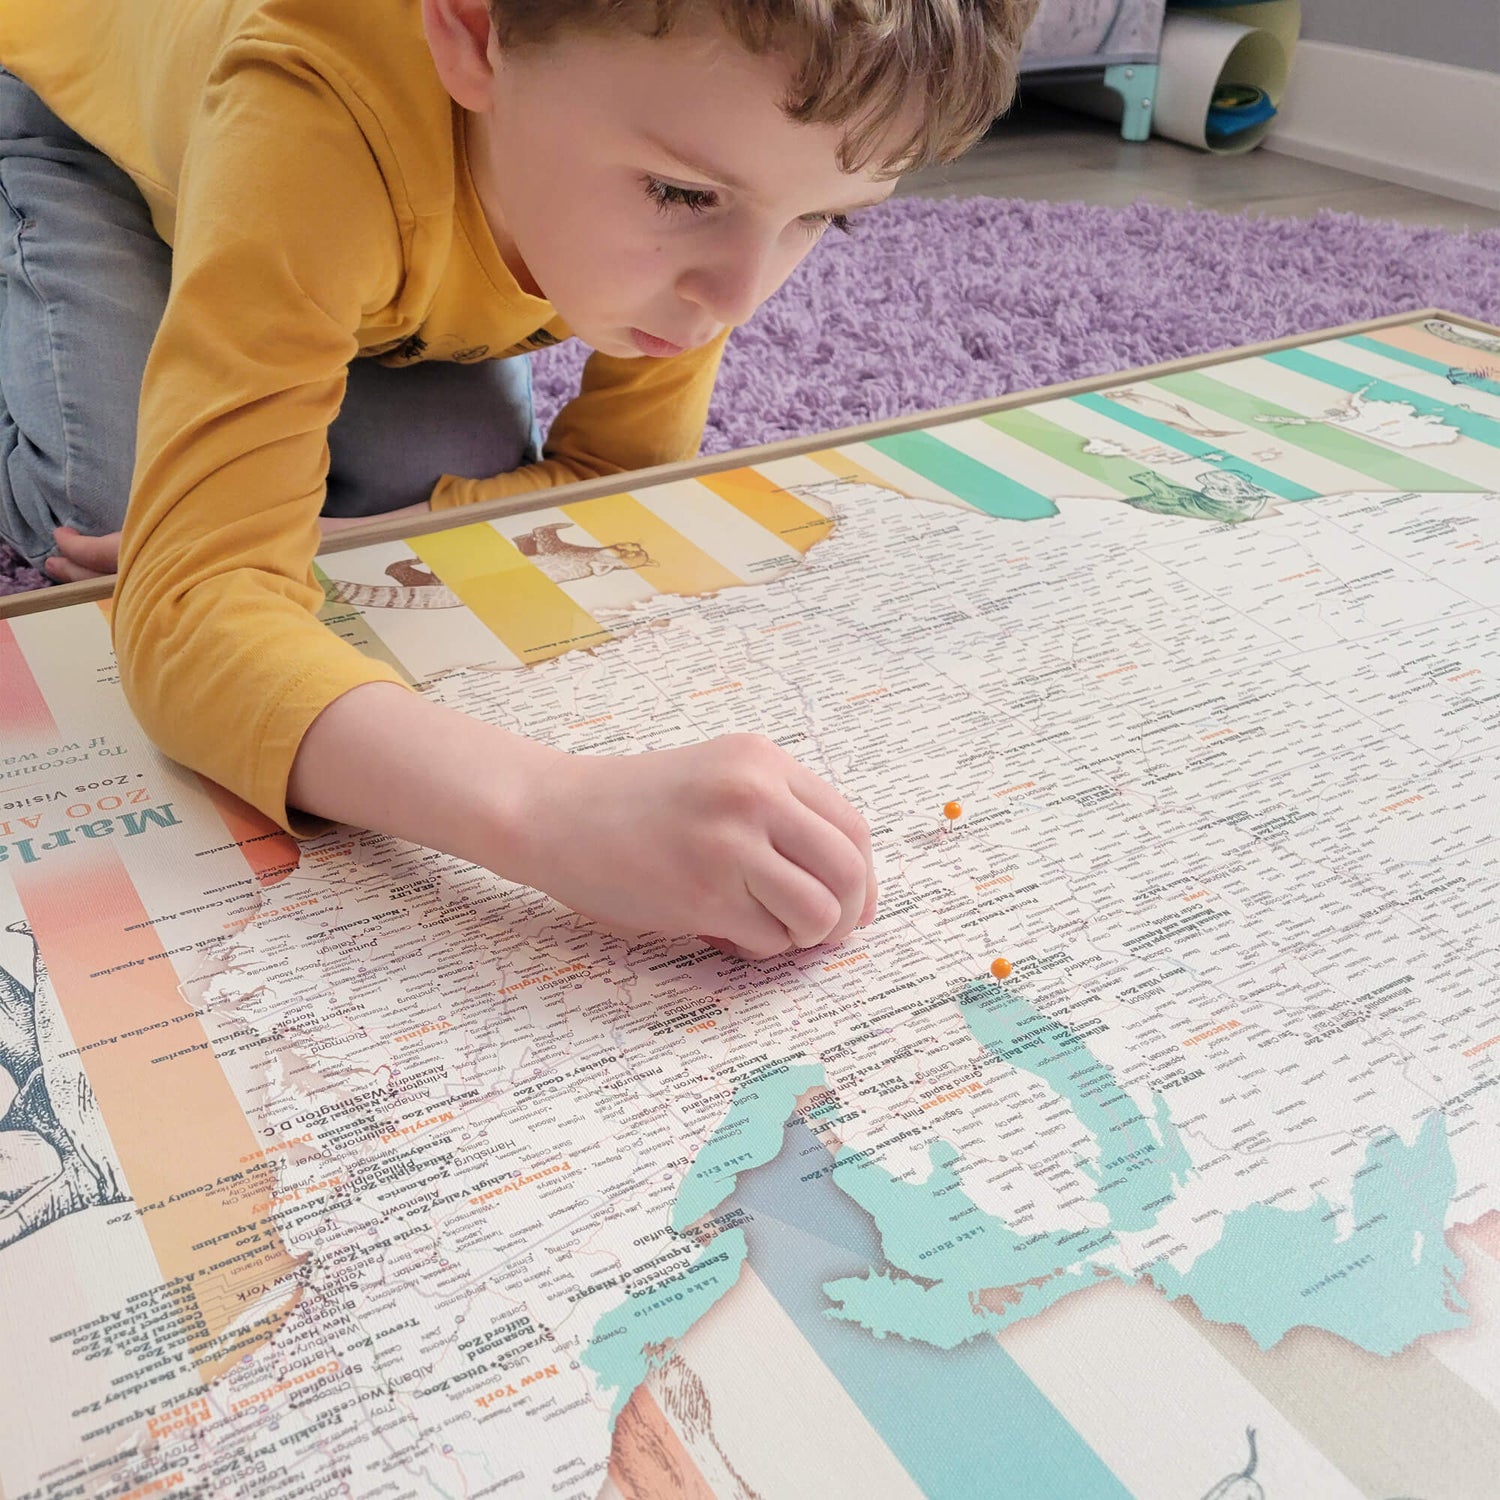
[640,133,893,213]
[642,134,751,192]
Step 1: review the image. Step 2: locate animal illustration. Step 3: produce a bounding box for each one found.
[1423,319,1500,356]
[1200,1428,1265,1500]
[321,524,658,611]
[612,1349,760,1500]
[511,522,657,583]
[1125,468,1275,524]
[322,558,463,610]
[1103,386,1240,439]
[1446,365,1499,389]
[0,922,125,1248]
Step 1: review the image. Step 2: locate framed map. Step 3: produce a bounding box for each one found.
[2,310,1498,1499]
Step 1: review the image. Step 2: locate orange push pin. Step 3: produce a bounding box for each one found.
[990,957,1013,981]
[942,800,963,823]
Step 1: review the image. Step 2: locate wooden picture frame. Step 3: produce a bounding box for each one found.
[5,305,1496,621]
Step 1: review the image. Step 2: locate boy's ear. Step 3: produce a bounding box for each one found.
[421,0,499,112]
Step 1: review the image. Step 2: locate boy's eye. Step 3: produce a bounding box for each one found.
[644,176,718,215]
[644,176,858,237]
[800,211,857,236]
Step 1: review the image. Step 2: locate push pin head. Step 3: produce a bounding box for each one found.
[989,957,1012,981]
[942,801,963,823]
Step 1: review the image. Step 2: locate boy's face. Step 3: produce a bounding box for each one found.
[440,11,898,359]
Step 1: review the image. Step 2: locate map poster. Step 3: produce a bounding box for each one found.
[2,313,1500,1499]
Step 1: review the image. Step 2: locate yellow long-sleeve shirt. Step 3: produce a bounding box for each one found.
[1,0,727,830]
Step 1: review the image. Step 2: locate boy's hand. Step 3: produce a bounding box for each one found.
[289,688,877,959]
[43,506,431,583]
[46,527,121,583]
[510,734,878,960]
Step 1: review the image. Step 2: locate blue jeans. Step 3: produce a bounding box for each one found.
[0,65,539,566]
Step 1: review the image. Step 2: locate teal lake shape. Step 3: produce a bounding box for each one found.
[825,979,1196,1349]
[957,979,1193,1232]
[1150,1111,1466,1354]
[582,1230,750,1422]
[671,1062,828,1230]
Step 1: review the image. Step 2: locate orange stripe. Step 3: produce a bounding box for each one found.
[1371,323,1500,377]
[17,853,302,1381]
[0,619,56,736]
[695,467,835,554]
[806,447,915,496]
[609,1384,718,1499]
[197,776,301,889]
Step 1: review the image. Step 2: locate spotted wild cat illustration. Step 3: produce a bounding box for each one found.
[322,558,463,610]
[511,522,657,582]
[322,528,657,610]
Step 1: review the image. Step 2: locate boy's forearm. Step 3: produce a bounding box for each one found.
[287,683,878,962]
[285,682,563,873]
[429,334,731,511]
[431,458,595,510]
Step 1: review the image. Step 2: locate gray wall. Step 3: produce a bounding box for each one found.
[1298,0,1500,72]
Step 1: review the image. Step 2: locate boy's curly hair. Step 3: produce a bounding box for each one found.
[487,1,1042,175]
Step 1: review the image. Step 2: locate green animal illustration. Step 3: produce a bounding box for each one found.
[1125,469,1274,524]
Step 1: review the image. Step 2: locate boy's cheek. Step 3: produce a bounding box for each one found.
[546,239,674,320]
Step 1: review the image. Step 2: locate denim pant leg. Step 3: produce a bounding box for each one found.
[324,351,541,517]
[0,66,172,563]
[0,64,541,555]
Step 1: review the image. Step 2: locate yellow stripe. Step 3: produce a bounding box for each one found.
[409,522,611,664]
[696,467,835,554]
[561,490,743,595]
[807,447,915,497]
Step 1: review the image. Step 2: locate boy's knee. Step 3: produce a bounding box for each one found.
[0,65,168,560]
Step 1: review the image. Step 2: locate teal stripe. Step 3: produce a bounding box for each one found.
[731,1125,1133,1500]
[1268,347,1500,449]
[1070,391,1320,502]
[868,429,1058,520]
[1345,333,1500,402]
[1154,370,1482,492]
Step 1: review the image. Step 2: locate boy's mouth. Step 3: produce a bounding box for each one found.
[629,328,688,358]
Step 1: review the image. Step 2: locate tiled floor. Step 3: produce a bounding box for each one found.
[899,96,1500,233]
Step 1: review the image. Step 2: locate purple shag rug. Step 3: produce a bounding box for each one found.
[4,195,1498,596]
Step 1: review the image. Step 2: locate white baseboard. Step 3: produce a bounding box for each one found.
[1265,41,1500,211]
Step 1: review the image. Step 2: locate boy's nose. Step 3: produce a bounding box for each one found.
[677,251,773,330]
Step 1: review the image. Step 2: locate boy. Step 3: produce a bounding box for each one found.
[0,0,1036,960]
